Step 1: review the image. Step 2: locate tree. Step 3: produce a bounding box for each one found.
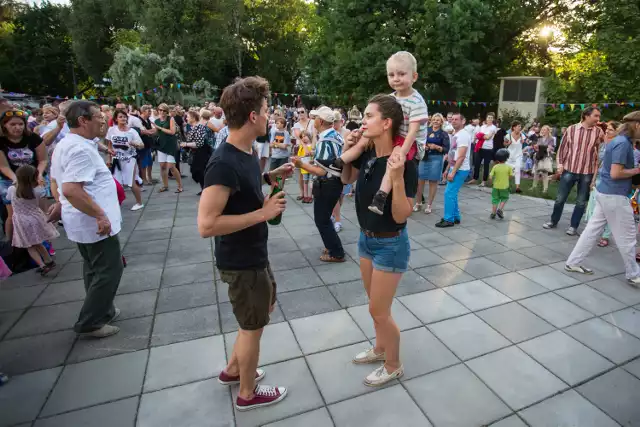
[0,2,84,95]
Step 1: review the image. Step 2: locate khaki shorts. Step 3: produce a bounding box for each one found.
[219,264,277,331]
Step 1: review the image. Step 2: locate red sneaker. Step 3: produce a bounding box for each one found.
[236,384,288,411]
[218,368,265,386]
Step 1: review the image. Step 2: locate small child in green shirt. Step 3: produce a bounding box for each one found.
[489,148,513,219]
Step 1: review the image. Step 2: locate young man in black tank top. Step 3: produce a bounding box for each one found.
[198,76,294,411]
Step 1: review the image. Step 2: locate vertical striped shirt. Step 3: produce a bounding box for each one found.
[557,123,604,175]
[392,89,429,158]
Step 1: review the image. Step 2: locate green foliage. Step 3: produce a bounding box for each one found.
[499,108,532,128]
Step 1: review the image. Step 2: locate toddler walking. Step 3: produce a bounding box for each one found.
[7,165,59,275]
[530,145,553,193]
[320,51,428,214]
[489,149,512,219]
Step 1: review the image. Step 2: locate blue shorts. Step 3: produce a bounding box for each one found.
[419,155,444,181]
[139,148,153,169]
[342,183,352,195]
[358,228,410,273]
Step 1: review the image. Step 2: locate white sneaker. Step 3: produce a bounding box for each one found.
[413,203,424,212]
[364,365,404,387]
[628,277,640,288]
[564,265,594,275]
[130,203,144,211]
[353,348,385,364]
[424,204,432,214]
[566,227,578,236]
[79,324,120,339]
[334,222,343,233]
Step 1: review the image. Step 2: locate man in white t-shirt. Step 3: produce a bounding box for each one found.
[469,113,497,186]
[436,113,471,228]
[209,107,225,132]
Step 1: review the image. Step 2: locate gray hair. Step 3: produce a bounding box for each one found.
[65,101,99,128]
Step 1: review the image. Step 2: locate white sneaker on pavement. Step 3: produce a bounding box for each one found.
[334,222,343,233]
[364,365,404,387]
[79,324,120,339]
[566,227,578,236]
[131,203,144,211]
[352,348,385,364]
[413,203,424,212]
[628,277,640,288]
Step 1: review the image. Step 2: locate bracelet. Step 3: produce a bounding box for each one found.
[263,172,272,186]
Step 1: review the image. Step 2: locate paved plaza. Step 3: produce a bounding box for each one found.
[1,172,640,427]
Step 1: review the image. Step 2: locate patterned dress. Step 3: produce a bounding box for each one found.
[7,186,59,248]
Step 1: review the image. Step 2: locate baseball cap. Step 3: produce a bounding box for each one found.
[309,106,335,123]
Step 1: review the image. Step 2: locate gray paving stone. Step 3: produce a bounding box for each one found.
[151,305,219,346]
[232,358,325,427]
[408,248,447,268]
[490,234,537,250]
[431,243,475,262]
[453,257,511,279]
[411,231,453,247]
[548,261,612,283]
[0,310,21,338]
[477,302,555,343]
[34,280,85,306]
[308,342,397,404]
[348,299,421,339]
[519,389,618,427]
[0,367,61,427]
[577,368,640,427]
[467,346,567,410]
[460,239,510,257]
[428,313,510,360]
[623,358,640,379]
[486,251,542,271]
[565,317,640,364]
[161,261,214,287]
[263,408,333,427]
[51,248,77,265]
[0,330,76,375]
[585,276,640,306]
[219,301,285,333]
[520,293,593,328]
[34,397,138,427]
[516,245,566,265]
[168,236,211,252]
[329,385,431,427]
[482,272,549,300]
[314,261,362,284]
[138,378,233,427]
[405,364,510,427]
[170,224,201,238]
[164,248,212,267]
[156,282,216,314]
[42,350,148,416]
[395,270,436,296]
[328,280,368,308]
[134,218,174,231]
[7,301,82,338]
[269,251,310,271]
[442,228,481,243]
[273,266,324,293]
[173,215,197,226]
[122,238,169,255]
[113,290,157,319]
[145,335,226,392]
[0,284,46,312]
[50,261,84,283]
[517,265,580,290]
[444,280,512,311]
[117,269,162,295]
[415,263,475,288]
[399,327,459,380]
[224,321,302,367]
[490,416,528,427]
[290,310,366,354]
[278,286,341,319]
[67,316,152,363]
[398,289,470,324]
[122,253,166,272]
[555,284,626,316]
[518,330,613,385]
[601,307,640,338]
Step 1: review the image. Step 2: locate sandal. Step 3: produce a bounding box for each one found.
[598,238,609,247]
[296,195,304,200]
[158,187,169,193]
[320,253,346,263]
[175,188,184,194]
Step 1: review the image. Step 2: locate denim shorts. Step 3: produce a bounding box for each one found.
[358,228,410,273]
[419,155,444,181]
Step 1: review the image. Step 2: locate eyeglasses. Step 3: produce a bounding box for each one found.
[159,109,168,113]
[2,110,26,118]
[298,110,306,114]
[364,157,377,181]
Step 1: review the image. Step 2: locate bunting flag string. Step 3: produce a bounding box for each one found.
[427,100,496,107]
[544,102,637,110]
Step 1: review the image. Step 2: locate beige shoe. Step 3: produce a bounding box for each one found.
[353,348,385,364]
[364,365,404,387]
[79,324,120,339]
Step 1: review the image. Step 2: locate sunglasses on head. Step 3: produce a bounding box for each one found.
[3,110,27,118]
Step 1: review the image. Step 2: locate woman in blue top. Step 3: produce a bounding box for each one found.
[414,113,449,214]
[565,111,640,286]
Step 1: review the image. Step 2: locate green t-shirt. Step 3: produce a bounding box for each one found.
[154,118,178,155]
[490,163,513,190]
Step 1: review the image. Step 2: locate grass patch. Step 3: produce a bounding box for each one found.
[510,176,578,204]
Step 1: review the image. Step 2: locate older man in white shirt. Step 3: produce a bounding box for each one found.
[50,101,124,338]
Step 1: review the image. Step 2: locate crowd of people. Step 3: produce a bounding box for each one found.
[1,48,640,409]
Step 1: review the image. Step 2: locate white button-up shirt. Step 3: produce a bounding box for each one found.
[51,133,121,244]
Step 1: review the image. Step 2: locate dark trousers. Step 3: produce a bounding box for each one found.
[74,234,124,333]
[551,171,593,229]
[313,178,345,258]
[473,148,493,181]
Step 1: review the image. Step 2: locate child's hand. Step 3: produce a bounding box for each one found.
[392,145,405,157]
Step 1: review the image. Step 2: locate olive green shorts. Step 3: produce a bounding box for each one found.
[219,264,277,331]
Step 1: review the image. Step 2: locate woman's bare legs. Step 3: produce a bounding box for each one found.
[160,162,170,188]
[368,268,402,372]
[168,163,183,190]
[427,181,439,206]
[415,179,426,205]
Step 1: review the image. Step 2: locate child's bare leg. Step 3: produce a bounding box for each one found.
[491,204,498,214]
[531,173,539,190]
[542,172,549,192]
[27,246,45,267]
[499,200,507,211]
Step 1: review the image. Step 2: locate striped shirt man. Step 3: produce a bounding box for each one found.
[314,128,343,178]
[557,123,604,175]
[392,89,429,158]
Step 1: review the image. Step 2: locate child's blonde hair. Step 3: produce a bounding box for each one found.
[387,51,418,73]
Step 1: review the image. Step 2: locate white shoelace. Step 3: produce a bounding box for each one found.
[372,366,386,378]
[255,385,278,397]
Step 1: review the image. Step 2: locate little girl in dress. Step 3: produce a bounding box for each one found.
[7,165,59,275]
